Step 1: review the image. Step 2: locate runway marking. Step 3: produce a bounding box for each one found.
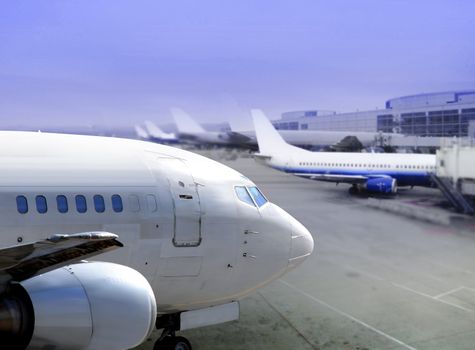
[279,279,419,350]
[420,258,475,276]
[434,286,465,299]
[459,286,475,293]
[391,283,472,312]
[339,261,472,312]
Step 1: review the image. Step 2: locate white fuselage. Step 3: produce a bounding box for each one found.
[263,145,437,187]
[237,129,383,148]
[0,131,313,313]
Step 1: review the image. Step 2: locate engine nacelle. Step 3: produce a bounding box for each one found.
[1,262,157,350]
[365,177,397,194]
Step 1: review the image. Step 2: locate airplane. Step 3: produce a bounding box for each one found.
[252,110,437,194]
[230,117,446,152]
[228,116,396,152]
[0,131,313,350]
[135,124,150,140]
[144,120,179,144]
[171,108,253,148]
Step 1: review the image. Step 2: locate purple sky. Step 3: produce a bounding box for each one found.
[1,0,474,127]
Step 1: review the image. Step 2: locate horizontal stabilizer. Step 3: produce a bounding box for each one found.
[0,231,122,283]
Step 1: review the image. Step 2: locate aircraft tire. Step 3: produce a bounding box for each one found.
[154,336,192,350]
[348,185,358,195]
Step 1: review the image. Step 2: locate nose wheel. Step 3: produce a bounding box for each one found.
[154,314,193,350]
[154,335,192,350]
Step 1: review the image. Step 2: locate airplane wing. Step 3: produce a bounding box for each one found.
[293,173,393,184]
[293,173,368,183]
[0,231,122,283]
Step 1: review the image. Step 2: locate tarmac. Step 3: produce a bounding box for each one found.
[135,155,475,350]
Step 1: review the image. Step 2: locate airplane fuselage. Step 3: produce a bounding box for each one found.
[0,131,313,316]
[265,151,437,187]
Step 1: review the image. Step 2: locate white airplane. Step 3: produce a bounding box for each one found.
[0,131,314,350]
[144,120,179,144]
[252,110,437,194]
[171,108,251,147]
[229,118,388,151]
[135,124,150,140]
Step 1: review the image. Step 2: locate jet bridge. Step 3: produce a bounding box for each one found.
[432,139,475,214]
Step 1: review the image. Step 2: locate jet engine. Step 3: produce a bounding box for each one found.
[365,177,397,194]
[0,261,157,350]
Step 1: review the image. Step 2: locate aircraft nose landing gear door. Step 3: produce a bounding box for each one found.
[157,157,202,247]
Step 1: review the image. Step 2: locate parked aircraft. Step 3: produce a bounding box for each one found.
[172,108,252,148]
[135,124,150,140]
[0,131,313,350]
[144,120,179,144]
[229,117,397,151]
[252,110,437,194]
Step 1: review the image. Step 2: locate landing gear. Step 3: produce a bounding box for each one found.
[154,314,193,350]
[154,334,192,350]
[348,184,361,195]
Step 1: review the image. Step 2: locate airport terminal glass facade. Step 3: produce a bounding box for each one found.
[278,91,475,138]
[376,114,396,133]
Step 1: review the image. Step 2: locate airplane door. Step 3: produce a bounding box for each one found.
[156,157,202,247]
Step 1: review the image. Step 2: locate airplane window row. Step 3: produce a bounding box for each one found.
[16,194,123,214]
[235,186,268,208]
[298,162,435,170]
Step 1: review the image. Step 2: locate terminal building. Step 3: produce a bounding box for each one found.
[276,91,475,138]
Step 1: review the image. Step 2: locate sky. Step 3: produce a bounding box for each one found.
[0,0,474,127]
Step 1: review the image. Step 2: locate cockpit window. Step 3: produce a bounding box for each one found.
[235,186,255,206]
[248,186,268,207]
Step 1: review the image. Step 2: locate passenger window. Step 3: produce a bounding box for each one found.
[248,187,268,207]
[147,194,158,212]
[235,186,255,207]
[94,195,105,213]
[128,195,140,212]
[111,194,123,213]
[75,195,87,213]
[16,195,28,214]
[36,195,47,214]
[56,195,68,213]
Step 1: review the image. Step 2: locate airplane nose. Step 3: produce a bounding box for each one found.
[289,216,314,268]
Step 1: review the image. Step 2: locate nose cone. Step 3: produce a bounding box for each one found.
[289,216,314,268]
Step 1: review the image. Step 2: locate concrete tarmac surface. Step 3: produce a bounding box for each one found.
[134,156,475,350]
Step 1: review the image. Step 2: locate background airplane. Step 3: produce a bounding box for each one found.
[144,120,179,144]
[172,108,253,148]
[135,124,150,140]
[0,131,313,350]
[229,116,445,153]
[229,119,389,152]
[252,110,437,194]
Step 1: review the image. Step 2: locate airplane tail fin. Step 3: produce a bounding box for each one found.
[251,109,293,156]
[134,125,149,139]
[171,108,206,134]
[144,120,171,139]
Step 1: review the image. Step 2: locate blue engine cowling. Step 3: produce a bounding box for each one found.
[365,177,397,194]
